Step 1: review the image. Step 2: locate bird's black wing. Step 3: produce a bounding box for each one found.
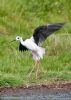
[33,23,65,45]
[19,43,28,52]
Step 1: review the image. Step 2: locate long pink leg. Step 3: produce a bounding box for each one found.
[35,60,45,79]
[28,60,46,79]
[28,61,38,78]
[35,60,42,79]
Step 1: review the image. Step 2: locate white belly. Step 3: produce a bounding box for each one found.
[31,47,45,61]
[21,38,45,61]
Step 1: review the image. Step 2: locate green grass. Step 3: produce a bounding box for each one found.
[0,0,71,87]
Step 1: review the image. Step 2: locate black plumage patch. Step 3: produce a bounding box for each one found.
[33,23,65,45]
[19,43,28,52]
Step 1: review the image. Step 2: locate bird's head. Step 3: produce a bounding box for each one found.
[16,36,22,41]
[9,36,23,44]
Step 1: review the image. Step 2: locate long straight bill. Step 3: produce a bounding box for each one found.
[9,39,16,43]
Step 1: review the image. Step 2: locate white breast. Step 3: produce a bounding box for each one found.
[21,36,45,61]
[23,38,38,51]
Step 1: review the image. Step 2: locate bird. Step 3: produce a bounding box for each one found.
[15,23,65,78]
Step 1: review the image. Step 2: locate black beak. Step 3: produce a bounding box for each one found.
[9,39,16,43]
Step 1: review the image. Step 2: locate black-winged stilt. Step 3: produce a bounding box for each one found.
[13,23,65,78]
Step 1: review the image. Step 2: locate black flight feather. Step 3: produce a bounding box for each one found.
[33,23,65,45]
[19,43,28,51]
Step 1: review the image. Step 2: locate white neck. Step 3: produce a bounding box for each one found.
[20,38,25,46]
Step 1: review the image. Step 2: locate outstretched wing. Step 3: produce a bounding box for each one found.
[33,23,65,45]
[19,43,28,51]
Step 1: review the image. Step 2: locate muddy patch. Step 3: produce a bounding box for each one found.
[0,82,71,99]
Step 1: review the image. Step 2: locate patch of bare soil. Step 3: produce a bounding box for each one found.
[0,82,71,96]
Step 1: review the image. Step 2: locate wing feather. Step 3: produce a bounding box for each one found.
[19,43,28,51]
[33,23,65,45]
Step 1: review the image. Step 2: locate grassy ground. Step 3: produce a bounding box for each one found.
[0,0,71,87]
